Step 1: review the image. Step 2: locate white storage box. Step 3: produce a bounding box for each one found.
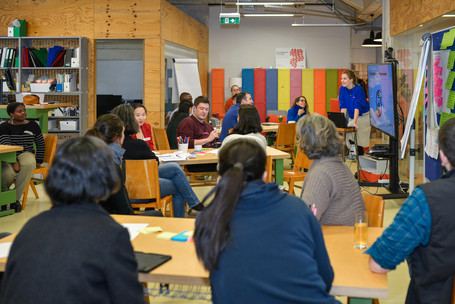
[30,83,51,92]
[48,120,57,130]
[59,120,79,131]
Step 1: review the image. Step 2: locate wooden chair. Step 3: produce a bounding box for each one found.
[22,134,58,210]
[363,193,385,228]
[124,159,174,216]
[347,193,385,304]
[283,150,312,195]
[275,122,296,161]
[183,167,218,187]
[152,127,170,150]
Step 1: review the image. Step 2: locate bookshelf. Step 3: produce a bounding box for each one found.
[0,37,88,137]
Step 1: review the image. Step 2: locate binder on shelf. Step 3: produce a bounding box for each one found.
[64,48,73,67]
[51,49,66,67]
[46,45,64,67]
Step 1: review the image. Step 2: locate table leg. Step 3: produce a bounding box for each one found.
[36,111,49,134]
[274,159,284,185]
[0,152,18,217]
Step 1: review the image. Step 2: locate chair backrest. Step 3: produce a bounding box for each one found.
[275,122,296,147]
[268,115,288,123]
[42,134,58,165]
[265,155,273,183]
[362,193,385,228]
[152,127,170,150]
[124,159,161,200]
[294,150,312,172]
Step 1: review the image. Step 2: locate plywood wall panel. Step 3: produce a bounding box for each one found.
[390,0,455,36]
[144,38,162,128]
[0,0,94,37]
[94,0,160,39]
[160,0,208,54]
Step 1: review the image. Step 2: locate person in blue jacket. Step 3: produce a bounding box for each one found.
[219,92,253,142]
[339,69,370,155]
[194,139,340,304]
[287,95,309,123]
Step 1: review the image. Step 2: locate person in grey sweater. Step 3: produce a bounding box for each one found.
[296,114,365,226]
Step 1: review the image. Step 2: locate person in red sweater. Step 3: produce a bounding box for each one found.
[131,104,154,151]
[225,85,240,113]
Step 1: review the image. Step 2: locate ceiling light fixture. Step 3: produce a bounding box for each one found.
[243,13,299,17]
[235,2,304,6]
[374,32,382,42]
[292,23,363,27]
[362,30,382,47]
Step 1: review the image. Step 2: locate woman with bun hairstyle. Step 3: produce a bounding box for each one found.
[194,139,339,304]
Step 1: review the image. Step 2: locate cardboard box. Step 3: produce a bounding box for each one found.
[59,120,79,131]
[30,83,51,92]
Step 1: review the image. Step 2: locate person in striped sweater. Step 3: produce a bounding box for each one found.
[297,114,365,226]
[0,102,45,212]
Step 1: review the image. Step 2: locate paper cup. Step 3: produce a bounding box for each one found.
[194,145,203,152]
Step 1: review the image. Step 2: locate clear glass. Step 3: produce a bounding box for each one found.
[354,211,369,249]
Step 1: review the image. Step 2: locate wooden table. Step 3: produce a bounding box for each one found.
[0,217,387,303]
[157,146,290,185]
[0,103,72,133]
[261,123,279,133]
[323,225,388,303]
[0,145,23,217]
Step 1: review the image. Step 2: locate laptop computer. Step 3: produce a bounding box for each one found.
[327,112,354,129]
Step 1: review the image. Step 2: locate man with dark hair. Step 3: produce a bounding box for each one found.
[219,92,254,142]
[176,96,218,149]
[366,117,455,304]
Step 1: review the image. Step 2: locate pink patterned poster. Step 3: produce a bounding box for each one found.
[276,48,306,68]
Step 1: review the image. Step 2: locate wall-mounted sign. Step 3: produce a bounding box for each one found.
[276,48,306,68]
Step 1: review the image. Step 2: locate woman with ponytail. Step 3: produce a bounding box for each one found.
[194,139,339,304]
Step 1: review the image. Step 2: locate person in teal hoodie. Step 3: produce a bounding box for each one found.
[194,139,339,304]
[287,95,310,123]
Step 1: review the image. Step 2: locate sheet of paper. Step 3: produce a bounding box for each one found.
[207,149,219,154]
[0,242,12,259]
[448,51,455,70]
[439,112,452,127]
[445,71,455,90]
[138,226,163,235]
[121,223,149,241]
[156,232,178,240]
[425,128,439,160]
[440,30,455,50]
[157,152,187,162]
[447,91,455,110]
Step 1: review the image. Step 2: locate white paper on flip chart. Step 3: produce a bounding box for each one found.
[0,242,12,259]
[121,223,149,241]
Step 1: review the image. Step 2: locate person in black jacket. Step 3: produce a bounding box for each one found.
[112,104,204,217]
[0,136,145,304]
[86,114,162,216]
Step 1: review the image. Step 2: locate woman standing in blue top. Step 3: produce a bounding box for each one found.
[339,70,370,155]
[287,95,309,123]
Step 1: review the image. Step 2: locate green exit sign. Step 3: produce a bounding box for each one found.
[219,13,240,24]
[220,17,240,24]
